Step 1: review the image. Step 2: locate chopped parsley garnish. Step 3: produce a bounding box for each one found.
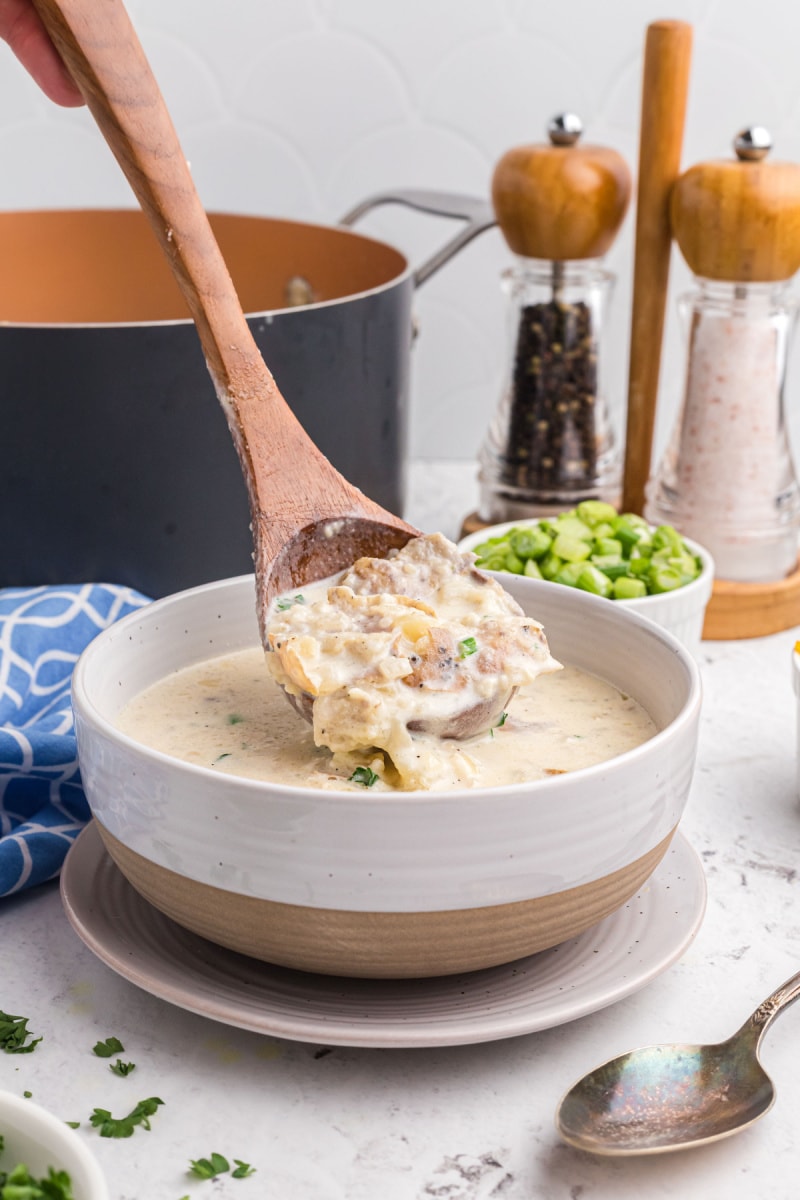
[232,1160,257,1179]
[276,594,306,611]
[189,1153,256,1180]
[458,636,478,658]
[189,1153,230,1179]
[213,752,232,763]
[0,1162,74,1198]
[92,1036,124,1058]
[496,712,508,727]
[0,1010,41,1054]
[88,1096,163,1138]
[226,713,245,725]
[349,766,378,787]
[109,1059,136,1077]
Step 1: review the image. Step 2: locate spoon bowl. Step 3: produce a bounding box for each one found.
[556,968,800,1154]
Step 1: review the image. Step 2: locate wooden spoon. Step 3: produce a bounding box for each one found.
[32,0,538,745]
[30,0,416,647]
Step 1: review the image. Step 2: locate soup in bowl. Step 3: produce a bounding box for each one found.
[71,572,701,979]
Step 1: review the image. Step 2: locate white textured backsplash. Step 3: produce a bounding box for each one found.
[1,0,799,471]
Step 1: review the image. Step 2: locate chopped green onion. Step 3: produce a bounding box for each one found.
[470,506,701,601]
[349,766,378,787]
[551,533,592,563]
[510,527,551,560]
[458,636,478,657]
[276,594,306,611]
[612,576,648,600]
[0,1163,75,1199]
[575,564,613,598]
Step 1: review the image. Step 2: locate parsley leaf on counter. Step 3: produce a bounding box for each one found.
[188,1153,256,1181]
[89,1096,164,1138]
[109,1059,136,1077]
[232,1160,256,1179]
[92,1036,124,1058]
[0,1009,42,1054]
[189,1152,230,1179]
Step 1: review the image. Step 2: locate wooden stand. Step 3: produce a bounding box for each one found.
[702,560,800,640]
[461,511,493,538]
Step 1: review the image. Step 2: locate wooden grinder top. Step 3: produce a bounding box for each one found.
[671,127,800,282]
[491,113,632,261]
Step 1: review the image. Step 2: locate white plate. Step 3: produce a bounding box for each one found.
[61,822,706,1049]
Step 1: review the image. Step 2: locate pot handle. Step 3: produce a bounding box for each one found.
[339,189,495,288]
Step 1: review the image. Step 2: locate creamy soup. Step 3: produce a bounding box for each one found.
[115,646,656,793]
[264,533,562,788]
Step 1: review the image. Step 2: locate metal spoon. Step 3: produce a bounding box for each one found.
[556,968,800,1155]
[30,0,519,741]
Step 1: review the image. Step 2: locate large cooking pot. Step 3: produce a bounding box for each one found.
[0,191,493,597]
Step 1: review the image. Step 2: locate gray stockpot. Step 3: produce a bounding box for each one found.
[0,191,493,597]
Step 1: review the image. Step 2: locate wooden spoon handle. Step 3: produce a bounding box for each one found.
[622,20,693,515]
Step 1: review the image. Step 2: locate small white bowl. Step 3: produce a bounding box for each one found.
[72,572,702,979]
[459,520,715,659]
[0,1091,108,1200]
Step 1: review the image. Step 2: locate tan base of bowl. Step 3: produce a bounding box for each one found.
[97,824,676,979]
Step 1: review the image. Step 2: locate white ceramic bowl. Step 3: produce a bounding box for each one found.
[72,573,702,979]
[458,520,715,659]
[0,1091,108,1200]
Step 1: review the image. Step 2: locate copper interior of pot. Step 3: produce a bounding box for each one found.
[0,209,408,323]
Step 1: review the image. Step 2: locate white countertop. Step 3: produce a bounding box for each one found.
[4,459,800,1200]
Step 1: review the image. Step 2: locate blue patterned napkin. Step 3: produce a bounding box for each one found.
[0,584,150,897]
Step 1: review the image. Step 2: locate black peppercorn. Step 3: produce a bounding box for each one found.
[498,298,599,493]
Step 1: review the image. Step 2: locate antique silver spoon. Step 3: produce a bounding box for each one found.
[556,968,800,1155]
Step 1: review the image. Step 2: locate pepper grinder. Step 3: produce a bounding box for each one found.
[475,114,631,525]
[646,128,800,587]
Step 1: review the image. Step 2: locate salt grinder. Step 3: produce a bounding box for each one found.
[646,128,800,582]
[477,114,632,522]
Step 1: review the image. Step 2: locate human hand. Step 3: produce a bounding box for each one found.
[0,0,83,105]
